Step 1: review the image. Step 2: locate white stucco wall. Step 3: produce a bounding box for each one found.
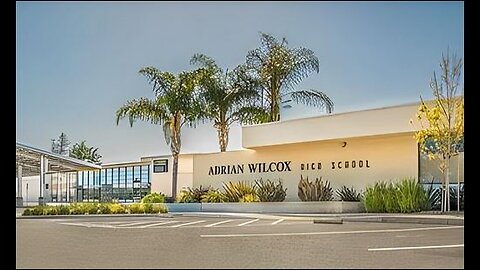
[192,134,419,201]
[242,102,421,148]
[150,155,194,197]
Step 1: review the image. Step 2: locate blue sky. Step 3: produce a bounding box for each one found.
[16,2,464,163]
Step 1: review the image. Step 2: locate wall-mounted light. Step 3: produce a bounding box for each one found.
[341,141,347,148]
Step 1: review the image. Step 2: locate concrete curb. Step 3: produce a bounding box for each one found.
[16,213,173,219]
[338,216,464,226]
[313,218,343,224]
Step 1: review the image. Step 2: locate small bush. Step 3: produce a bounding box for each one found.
[31,206,46,215]
[141,192,166,203]
[45,206,58,215]
[109,203,127,214]
[154,204,168,214]
[98,203,112,214]
[177,188,196,203]
[222,181,256,202]
[129,203,145,214]
[22,208,32,216]
[364,179,427,213]
[239,193,259,203]
[201,189,227,203]
[56,205,70,215]
[298,175,333,201]
[254,178,287,202]
[336,186,362,202]
[424,178,441,210]
[396,178,427,213]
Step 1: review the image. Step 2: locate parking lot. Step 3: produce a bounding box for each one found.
[16,214,464,268]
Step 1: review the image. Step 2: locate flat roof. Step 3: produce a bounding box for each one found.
[16,142,102,177]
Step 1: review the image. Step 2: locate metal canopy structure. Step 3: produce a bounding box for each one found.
[16,142,101,177]
[16,142,102,206]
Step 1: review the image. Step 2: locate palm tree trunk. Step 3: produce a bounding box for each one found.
[270,79,280,122]
[170,113,182,200]
[217,123,229,152]
[171,153,179,199]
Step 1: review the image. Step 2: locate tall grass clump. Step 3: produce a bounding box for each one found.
[364,178,427,213]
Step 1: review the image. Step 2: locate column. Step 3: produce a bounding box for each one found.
[39,155,45,205]
[16,165,23,207]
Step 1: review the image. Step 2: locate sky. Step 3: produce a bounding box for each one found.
[16,1,464,164]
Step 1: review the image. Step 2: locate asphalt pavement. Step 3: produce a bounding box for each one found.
[16,213,464,268]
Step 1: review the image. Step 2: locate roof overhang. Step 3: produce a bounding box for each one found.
[16,142,102,177]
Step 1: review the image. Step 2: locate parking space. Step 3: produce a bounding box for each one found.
[53,215,310,229]
[16,214,464,268]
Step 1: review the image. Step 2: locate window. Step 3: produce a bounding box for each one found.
[153,159,168,173]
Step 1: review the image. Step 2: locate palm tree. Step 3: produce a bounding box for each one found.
[116,67,205,199]
[190,53,268,152]
[70,140,102,165]
[246,32,334,122]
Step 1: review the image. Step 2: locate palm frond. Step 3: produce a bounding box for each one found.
[116,97,169,127]
[283,47,319,88]
[231,106,270,124]
[288,89,334,113]
[190,53,222,74]
[139,67,176,96]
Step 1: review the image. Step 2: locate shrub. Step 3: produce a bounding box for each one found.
[239,193,259,203]
[176,186,211,203]
[98,203,112,214]
[297,175,333,201]
[22,208,32,216]
[396,178,427,213]
[45,206,58,215]
[449,184,464,211]
[31,205,46,215]
[222,181,256,202]
[364,181,393,212]
[109,203,127,214]
[424,178,441,210]
[141,192,166,203]
[56,205,70,215]
[129,203,145,214]
[201,189,227,203]
[336,186,362,201]
[364,179,427,213]
[177,188,196,203]
[254,178,287,202]
[153,204,168,214]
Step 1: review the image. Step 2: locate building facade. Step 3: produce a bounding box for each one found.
[16,101,464,204]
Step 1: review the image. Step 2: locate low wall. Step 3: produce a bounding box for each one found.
[165,201,364,213]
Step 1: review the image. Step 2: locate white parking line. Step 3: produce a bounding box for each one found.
[59,222,114,228]
[271,219,284,225]
[368,244,464,251]
[139,220,180,228]
[115,221,160,227]
[237,219,260,227]
[170,220,206,228]
[201,225,463,238]
[204,219,234,227]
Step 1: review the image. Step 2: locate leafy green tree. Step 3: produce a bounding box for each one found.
[414,51,464,212]
[191,53,268,152]
[51,132,71,156]
[116,67,205,199]
[69,141,102,165]
[245,32,334,122]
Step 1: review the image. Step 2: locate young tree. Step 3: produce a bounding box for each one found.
[116,67,205,199]
[191,53,268,152]
[414,51,464,212]
[51,132,71,156]
[70,140,102,165]
[245,32,334,122]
